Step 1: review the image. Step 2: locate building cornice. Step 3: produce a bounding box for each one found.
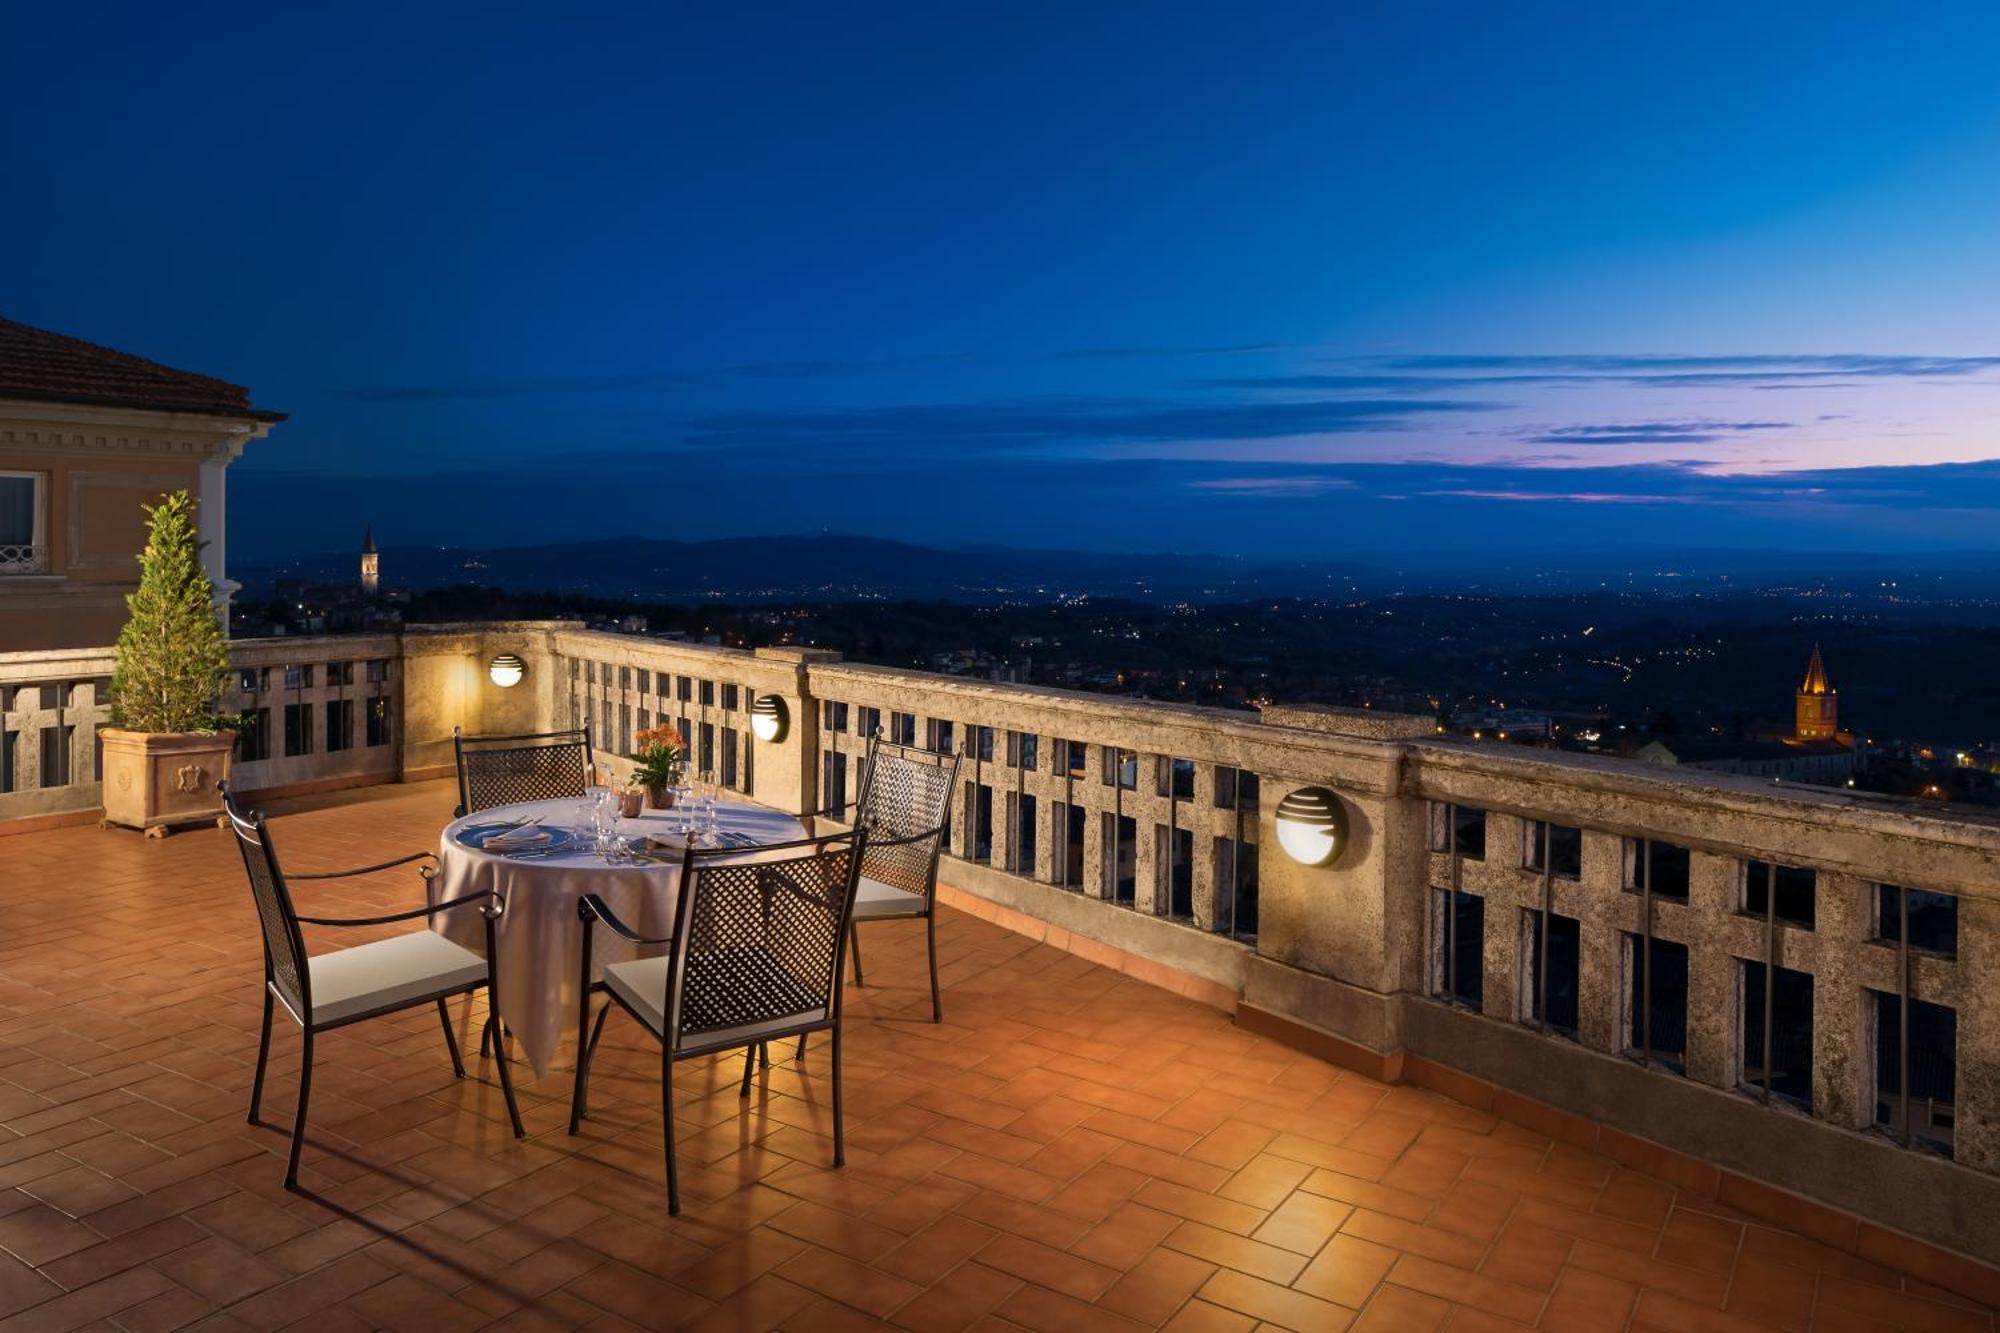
[0,398,274,462]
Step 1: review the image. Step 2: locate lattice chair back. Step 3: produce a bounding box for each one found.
[666,834,863,1055]
[220,783,312,1023]
[453,725,594,817]
[855,742,962,899]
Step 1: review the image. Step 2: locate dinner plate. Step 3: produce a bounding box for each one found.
[457,822,579,853]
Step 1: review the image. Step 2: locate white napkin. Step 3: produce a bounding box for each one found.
[484,825,553,850]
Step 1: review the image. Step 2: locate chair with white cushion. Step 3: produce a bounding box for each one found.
[222,784,524,1190]
[568,830,865,1214]
[846,736,962,1021]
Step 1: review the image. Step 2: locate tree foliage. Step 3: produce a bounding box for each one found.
[110,491,229,733]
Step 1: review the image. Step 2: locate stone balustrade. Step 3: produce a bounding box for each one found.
[5,620,1999,1265]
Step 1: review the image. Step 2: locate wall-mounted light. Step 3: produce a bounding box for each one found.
[1275,785,1347,866]
[750,694,789,742]
[488,653,526,688]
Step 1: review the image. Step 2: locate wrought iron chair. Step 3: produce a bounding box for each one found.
[452,724,594,819]
[845,735,962,1020]
[222,783,524,1190]
[568,830,865,1214]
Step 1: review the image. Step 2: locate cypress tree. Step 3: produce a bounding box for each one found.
[109,491,229,733]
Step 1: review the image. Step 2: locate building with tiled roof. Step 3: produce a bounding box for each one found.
[0,317,288,421]
[0,315,283,651]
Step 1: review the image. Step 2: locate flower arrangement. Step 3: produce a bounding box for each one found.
[630,722,688,803]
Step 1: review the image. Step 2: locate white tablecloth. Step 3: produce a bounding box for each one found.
[433,797,808,1076]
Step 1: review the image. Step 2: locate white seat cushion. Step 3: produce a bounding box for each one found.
[603,954,827,1049]
[292,932,490,1026]
[852,875,925,920]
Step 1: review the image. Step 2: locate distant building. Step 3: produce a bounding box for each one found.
[1632,643,1859,784]
[1635,736,1855,785]
[0,315,283,649]
[360,525,380,595]
[1796,643,1839,740]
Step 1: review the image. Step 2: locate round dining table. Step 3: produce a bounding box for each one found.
[432,796,808,1077]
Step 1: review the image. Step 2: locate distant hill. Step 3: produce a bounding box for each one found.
[233,533,1383,603]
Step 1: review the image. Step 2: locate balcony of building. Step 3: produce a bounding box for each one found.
[3,622,1999,1328]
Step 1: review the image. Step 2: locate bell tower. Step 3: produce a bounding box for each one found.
[360,525,380,595]
[1795,643,1837,740]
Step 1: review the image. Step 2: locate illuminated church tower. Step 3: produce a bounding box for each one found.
[1795,643,1837,740]
[360,525,380,595]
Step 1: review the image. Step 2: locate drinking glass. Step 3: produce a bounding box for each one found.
[674,769,695,837]
[592,788,618,858]
[700,769,720,844]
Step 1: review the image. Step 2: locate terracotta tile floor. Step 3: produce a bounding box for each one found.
[0,781,1991,1332]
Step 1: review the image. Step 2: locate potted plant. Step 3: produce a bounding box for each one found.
[630,722,687,809]
[100,491,235,837]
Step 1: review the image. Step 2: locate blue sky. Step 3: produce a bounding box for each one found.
[8,3,2000,562]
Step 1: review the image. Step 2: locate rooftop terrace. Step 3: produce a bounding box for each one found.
[0,780,1993,1331]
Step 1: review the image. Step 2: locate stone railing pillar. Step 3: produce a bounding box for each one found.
[1243,705,1435,1061]
[395,623,568,781]
[747,646,841,819]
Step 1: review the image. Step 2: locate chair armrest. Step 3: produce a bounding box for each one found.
[578,893,673,945]
[298,890,495,928]
[288,850,439,882]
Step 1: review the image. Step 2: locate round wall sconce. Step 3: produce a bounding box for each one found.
[1275,786,1348,866]
[750,694,789,742]
[488,653,526,688]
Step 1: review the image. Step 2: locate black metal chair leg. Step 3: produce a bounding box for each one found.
[794,1034,808,1061]
[739,1044,756,1097]
[831,1025,845,1169]
[571,1001,610,1134]
[850,922,865,986]
[438,998,466,1077]
[479,1016,492,1059]
[487,1016,526,1138]
[926,912,942,1023]
[662,1048,680,1215]
[759,1042,770,1069]
[249,988,274,1125]
[285,1029,315,1191]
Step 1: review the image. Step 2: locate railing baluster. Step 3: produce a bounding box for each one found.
[1538,819,1552,1033]
[1641,837,1653,1067]
[1763,860,1776,1105]
[1899,883,1912,1148]
[1446,806,1460,1003]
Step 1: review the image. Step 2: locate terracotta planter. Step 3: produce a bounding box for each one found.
[645,782,677,810]
[100,728,235,837]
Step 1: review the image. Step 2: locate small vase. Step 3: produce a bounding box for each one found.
[618,788,644,819]
[645,783,676,810]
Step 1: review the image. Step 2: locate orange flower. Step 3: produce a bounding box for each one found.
[636,723,686,751]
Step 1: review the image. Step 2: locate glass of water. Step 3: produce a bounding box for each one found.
[700,769,720,844]
[592,788,619,858]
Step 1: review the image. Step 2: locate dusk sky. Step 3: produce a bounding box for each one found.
[8,4,2000,563]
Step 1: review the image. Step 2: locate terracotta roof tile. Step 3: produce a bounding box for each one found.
[0,315,285,420]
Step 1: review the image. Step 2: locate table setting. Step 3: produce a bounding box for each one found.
[430,752,808,1076]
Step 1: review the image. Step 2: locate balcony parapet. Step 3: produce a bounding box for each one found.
[7,622,2000,1281]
